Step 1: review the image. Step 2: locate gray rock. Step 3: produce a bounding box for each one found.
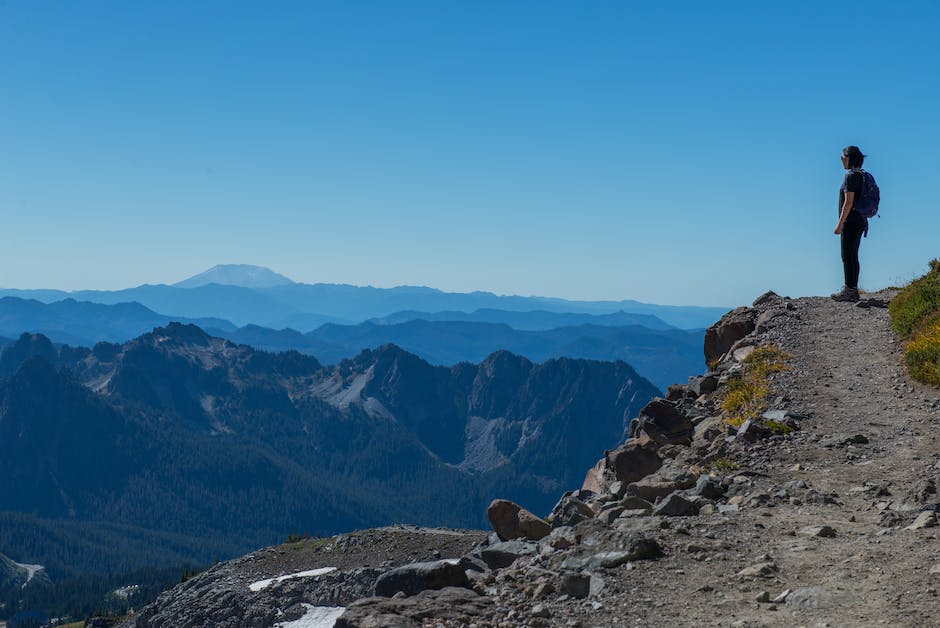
[689,373,719,396]
[704,307,756,365]
[762,409,807,422]
[906,511,938,530]
[666,384,692,401]
[626,479,681,502]
[652,492,700,517]
[559,572,591,599]
[630,398,694,446]
[590,539,663,568]
[530,603,550,618]
[772,589,793,603]
[597,507,625,525]
[736,418,770,442]
[693,475,726,499]
[736,562,777,578]
[457,556,489,573]
[752,290,783,307]
[693,416,724,446]
[800,525,837,538]
[545,526,577,549]
[605,442,663,485]
[373,560,470,597]
[619,496,654,512]
[479,541,537,570]
[785,586,845,610]
[548,494,596,528]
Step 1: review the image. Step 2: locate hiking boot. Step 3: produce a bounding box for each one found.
[830,286,860,302]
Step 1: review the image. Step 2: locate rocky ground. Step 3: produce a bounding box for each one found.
[123,290,940,627]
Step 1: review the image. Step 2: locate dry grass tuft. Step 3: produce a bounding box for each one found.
[720,344,790,427]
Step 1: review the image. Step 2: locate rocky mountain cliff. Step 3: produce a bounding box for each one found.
[121,289,940,627]
[0,326,658,586]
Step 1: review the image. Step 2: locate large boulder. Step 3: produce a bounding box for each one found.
[486,499,551,541]
[581,457,607,494]
[630,399,693,446]
[547,493,596,528]
[625,479,681,502]
[704,307,756,365]
[605,442,662,485]
[652,492,700,517]
[373,560,469,597]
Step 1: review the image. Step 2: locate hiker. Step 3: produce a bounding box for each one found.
[832,145,879,302]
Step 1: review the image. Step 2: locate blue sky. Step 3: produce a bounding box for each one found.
[1,1,938,307]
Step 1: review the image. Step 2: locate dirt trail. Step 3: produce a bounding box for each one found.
[562,293,940,627]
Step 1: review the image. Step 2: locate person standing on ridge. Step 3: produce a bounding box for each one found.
[832,145,877,302]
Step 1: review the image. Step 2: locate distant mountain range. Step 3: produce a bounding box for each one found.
[0,296,702,390]
[367,308,675,331]
[0,264,729,329]
[0,326,660,579]
[0,296,235,346]
[218,319,702,391]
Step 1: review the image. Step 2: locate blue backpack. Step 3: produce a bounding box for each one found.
[852,169,880,218]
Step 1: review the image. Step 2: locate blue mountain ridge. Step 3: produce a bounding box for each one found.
[0,277,728,329]
[0,296,702,390]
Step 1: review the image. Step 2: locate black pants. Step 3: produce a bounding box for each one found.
[840,211,866,289]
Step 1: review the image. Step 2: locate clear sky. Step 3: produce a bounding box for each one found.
[1,1,938,307]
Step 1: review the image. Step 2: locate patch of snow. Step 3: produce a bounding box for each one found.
[111,584,140,599]
[200,394,216,415]
[273,604,345,628]
[311,367,374,410]
[248,567,336,592]
[13,561,44,587]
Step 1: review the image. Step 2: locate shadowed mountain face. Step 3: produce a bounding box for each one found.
[222,319,703,392]
[0,326,659,576]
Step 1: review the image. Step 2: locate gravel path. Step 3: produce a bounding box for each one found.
[554,292,940,627]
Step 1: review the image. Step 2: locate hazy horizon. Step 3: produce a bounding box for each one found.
[0,262,735,308]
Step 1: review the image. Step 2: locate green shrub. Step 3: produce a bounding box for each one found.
[905,317,940,386]
[709,457,738,472]
[763,419,795,435]
[890,260,940,386]
[890,259,940,338]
